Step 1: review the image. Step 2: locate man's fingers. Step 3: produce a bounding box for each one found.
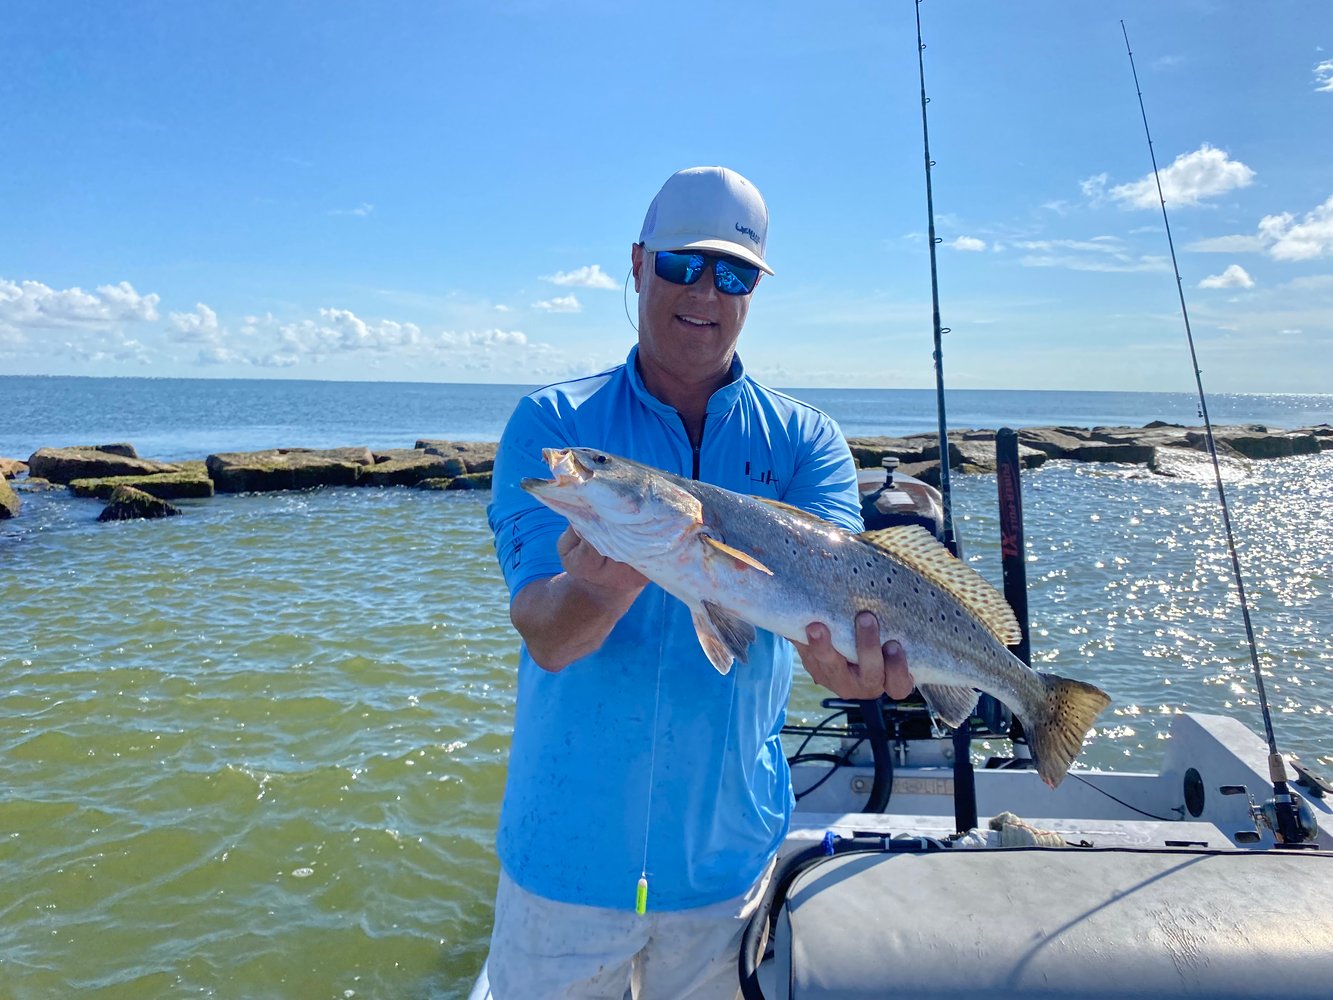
[882,639,915,700]
[854,611,887,695]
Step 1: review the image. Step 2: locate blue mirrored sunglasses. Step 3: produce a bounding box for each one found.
[653,250,761,296]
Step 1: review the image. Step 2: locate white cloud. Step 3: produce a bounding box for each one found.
[1017,238,1124,254]
[950,236,987,252]
[1262,195,1333,261]
[0,278,160,332]
[540,265,618,289]
[168,302,221,341]
[494,304,511,312]
[1199,264,1254,289]
[1080,173,1109,202]
[328,203,374,217]
[1185,234,1269,253]
[1105,144,1255,209]
[532,294,581,313]
[1015,238,1168,273]
[1315,59,1333,92]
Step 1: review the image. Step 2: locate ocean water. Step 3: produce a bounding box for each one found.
[3,376,1332,998]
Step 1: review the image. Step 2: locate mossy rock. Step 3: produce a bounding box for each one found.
[445,472,492,491]
[27,446,181,484]
[69,471,215,500]
[415,440,497,474]
[359,453,453,487]
[206,447,373,493]
[414,477,454,491]
[97,485,182,522]
[1,457,28,479]
[0,476,20,519]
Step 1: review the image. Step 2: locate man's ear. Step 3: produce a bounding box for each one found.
[631,243,645,293]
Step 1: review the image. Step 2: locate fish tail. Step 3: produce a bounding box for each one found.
[1026,673,1112,788]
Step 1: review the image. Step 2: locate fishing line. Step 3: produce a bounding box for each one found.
[1068,771,1180,822]
[623,267,638,333]
[914,0,959,557]
[1120,22,1308,845]
[635,589,669,914]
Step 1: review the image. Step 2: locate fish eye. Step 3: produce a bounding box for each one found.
[594,454,608,464]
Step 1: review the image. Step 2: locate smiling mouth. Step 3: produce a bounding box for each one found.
[676,314,716,328]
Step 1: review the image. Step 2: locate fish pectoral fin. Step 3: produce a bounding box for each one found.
[691,601,755,675]
[700,536,774,576]
[917,683,980,729]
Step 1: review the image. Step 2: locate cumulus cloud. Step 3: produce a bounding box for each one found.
[540,264,617,289]
[1262,195,1333,261]
[168,302,221,341]
[532,294,581,313]
[1315,59,1333,92]
[0,278,160,331]
[1099,144,1256,209]
[1199,264,1254,289]
[950,236,987,252]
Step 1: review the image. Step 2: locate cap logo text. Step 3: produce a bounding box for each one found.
[735,223,760,245]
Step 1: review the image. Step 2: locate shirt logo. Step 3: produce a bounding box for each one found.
[735,223,760,245]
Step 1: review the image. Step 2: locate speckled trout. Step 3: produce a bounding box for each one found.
[522,447,1111,787]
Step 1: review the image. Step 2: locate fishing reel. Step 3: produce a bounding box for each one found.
[1222,782,1320,847]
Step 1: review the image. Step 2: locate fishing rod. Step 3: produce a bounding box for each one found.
[914,0,959,558]
[913,0,981,834]
[1119,21,1314,847]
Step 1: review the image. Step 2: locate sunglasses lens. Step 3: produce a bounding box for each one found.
[714,259,759,295]
[652,251,759,295]
[654,251,705,286]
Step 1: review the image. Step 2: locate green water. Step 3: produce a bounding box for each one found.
[3,456,1332,998]
[4,490,512,999]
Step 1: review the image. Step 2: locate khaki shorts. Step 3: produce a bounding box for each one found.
[484,861,774,1000]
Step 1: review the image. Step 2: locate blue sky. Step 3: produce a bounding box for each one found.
[3,1,1331,392]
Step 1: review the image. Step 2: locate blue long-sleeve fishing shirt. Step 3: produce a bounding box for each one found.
[486,345,861,911]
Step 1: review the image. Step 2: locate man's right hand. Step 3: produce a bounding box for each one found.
[510,526,648,672]
[556,525,650,592]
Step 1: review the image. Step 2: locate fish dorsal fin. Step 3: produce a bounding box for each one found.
[701,535,774,576]
[856,526,1022,646]
[751,496,840,528]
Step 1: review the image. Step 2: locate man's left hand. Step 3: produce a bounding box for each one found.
[792,611,914,700]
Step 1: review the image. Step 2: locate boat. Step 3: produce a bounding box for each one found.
[468,453,1333,1000]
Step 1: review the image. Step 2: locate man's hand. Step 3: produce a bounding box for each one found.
[556,525,649,592]
[793,611,914,700]
[510,526,648,672]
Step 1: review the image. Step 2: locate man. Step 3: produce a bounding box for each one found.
[486,166,912,999]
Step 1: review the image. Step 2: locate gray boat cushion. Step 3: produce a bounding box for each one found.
[773,847,1333,999]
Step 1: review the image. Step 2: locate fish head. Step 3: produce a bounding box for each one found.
[521,447,702,563]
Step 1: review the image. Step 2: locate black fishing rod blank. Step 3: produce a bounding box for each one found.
[914,0,958,558]
[1120,21,1314,847]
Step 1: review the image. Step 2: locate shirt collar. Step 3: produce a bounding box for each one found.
[625,344,747,417]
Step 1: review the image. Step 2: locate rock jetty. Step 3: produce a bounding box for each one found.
[0,422,1326,524]
[846,423,1332,486]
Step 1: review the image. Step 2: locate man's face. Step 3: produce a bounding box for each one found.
[631,243,759,385]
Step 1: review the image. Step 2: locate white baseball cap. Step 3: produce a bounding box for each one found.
[638,166,774,275]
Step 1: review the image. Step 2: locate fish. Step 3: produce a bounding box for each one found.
[521,446,1112,787]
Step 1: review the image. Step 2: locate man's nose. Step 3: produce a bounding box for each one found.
[684,270,719,302]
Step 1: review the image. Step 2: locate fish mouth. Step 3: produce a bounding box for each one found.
[543,447,593,485]
[520,448,593,497]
